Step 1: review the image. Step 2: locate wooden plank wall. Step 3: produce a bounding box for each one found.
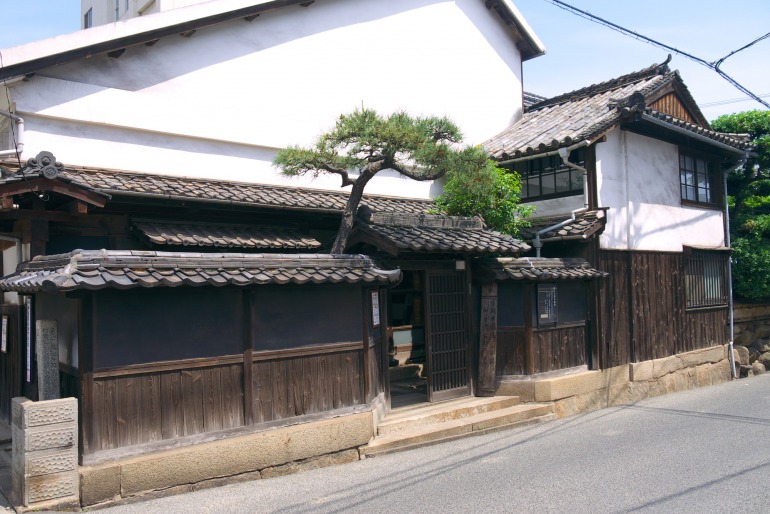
[89,359,244,452]
[649,93,695,124]
[683,309,728,352]
[598,250,728,366]
[630,252,685,361]
[251,345,363,424]
[597,251,632,367]
[496,328,526,376]
[0,305,21,423]
[533,324,586,374]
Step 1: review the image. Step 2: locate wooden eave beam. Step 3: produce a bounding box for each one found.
[0,0,320,81]
[0,178,110,208]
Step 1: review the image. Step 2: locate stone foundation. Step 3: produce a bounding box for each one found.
[79,411,373,508]
[496,345,731,418]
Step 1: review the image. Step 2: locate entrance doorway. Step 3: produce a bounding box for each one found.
[387,268,471,407]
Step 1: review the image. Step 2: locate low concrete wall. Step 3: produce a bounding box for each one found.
[79,411,373,508]
[496,345,731,418]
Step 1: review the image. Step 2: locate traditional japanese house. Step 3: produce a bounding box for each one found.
[484,57,753,373]
[346,211,530,403]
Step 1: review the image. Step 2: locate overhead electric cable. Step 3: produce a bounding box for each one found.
[545,0,770,109]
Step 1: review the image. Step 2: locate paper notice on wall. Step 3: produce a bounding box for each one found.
[371,290,380,327]
[1,315,6,353]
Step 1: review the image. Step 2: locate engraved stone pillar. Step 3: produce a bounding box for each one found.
[12,397,79,508]
[478,282,498,396]
[35,320,60,401]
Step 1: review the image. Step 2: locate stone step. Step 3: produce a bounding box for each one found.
[377,396,521,436]
[362,403,555,457]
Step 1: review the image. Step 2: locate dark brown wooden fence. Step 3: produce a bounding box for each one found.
[496,328,526,376]
[251,344,363,424]
[598,250,728,367]
[495,323,586,376]
[89,357,244,452]
[533,323,586,373]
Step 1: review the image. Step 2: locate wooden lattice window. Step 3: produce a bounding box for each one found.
[684,249,728,309]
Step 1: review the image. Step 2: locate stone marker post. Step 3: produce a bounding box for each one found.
[35,320,60,401]
[12,396,79,509]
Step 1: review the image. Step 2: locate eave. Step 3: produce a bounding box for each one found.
[0,0,316,81]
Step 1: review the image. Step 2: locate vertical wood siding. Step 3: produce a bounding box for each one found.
[495,327,527,376]
[533,325,587,373]
[251,348,363,424]
[598,250,728,366]
[90,361,244,452]
[649,93,695,123]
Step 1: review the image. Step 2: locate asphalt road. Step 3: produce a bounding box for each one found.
[95,375,770,514]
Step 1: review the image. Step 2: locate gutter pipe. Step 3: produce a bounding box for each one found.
[0,109,24,159]
[533,141,591,257]
[724,151,750,379]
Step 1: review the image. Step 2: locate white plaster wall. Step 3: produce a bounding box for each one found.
[17,0,526,199]
[597,129,725,252]
[524,194,584,218]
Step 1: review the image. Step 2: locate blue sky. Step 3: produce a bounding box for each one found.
[0,0,768,121]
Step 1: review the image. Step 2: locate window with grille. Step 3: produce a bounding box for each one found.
[684,249,728,309]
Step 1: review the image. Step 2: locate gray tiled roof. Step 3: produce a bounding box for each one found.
[0,162,434,215]
[519,210,607,241]
[484,60,751,160]
[132,220,321,250]
[481,257,608,281]
[0,250,400,292]
[351,212,530,256]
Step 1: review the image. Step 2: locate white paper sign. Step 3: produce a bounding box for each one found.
[371,290,380,327]
[1,315,7,353]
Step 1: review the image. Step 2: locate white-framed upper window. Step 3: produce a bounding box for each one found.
[84,8,93,28]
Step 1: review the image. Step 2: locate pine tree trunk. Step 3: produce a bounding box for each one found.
[331,171,374,254]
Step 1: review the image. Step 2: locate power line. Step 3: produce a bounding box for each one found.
[545,0,770,110]
[701,93,770,109]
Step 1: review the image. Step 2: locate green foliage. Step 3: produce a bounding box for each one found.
[712,110,770,301]
[273,109,519,253]
[731,238,770,300]
[274,109,472,182]
[433,156,532,236]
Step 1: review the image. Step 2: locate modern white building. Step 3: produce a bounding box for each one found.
[81,0,211,28]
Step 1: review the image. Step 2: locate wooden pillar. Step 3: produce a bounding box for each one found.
[362,288,372,403]
[242,291,253,425]
[524,283,535,376]
[77,294,94,462]
[478,282,498,397]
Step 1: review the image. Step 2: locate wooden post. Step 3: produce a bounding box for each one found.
[478,281,498,397]
[362,288,371,403]
[77,294,94,462]
[242,291,253,425]
[524,283,535,376]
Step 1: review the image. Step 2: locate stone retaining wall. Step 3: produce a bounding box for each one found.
[79,411,373,508]
[733,303,770,376]
[497,345,731,418]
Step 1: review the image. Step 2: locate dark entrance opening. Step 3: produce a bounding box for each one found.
[387,270,428,408]
[387,267,472,407]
